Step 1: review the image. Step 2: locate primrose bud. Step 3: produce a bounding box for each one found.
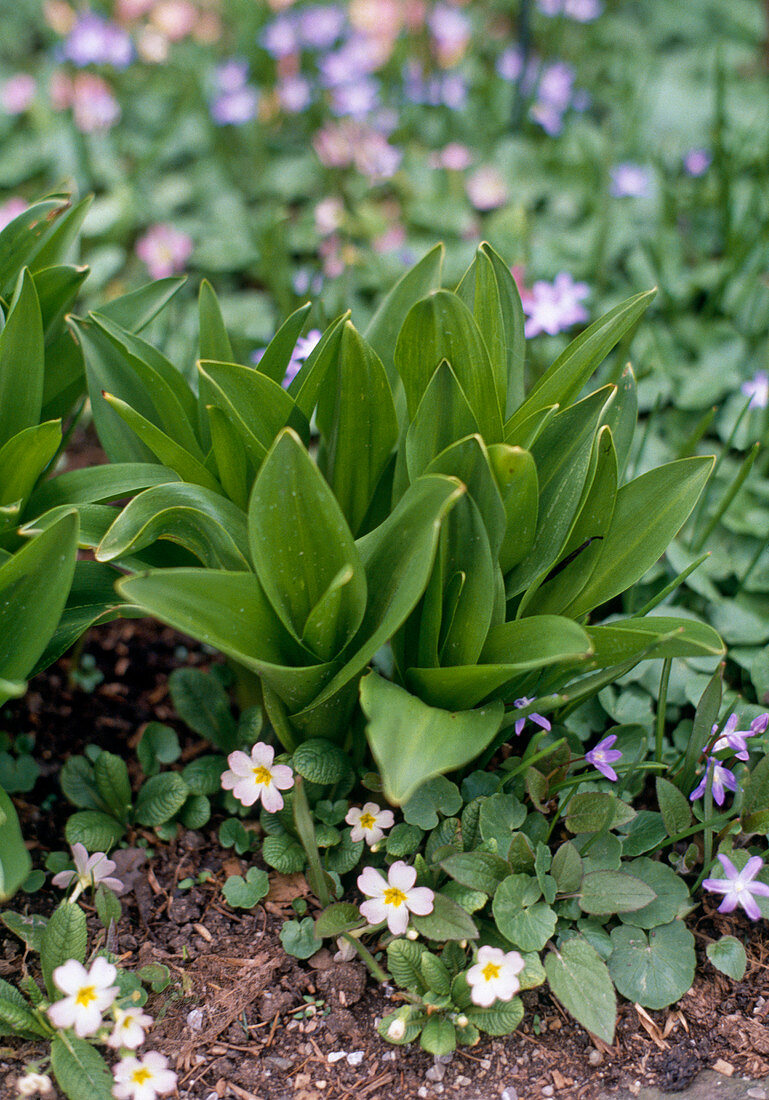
[456,1015,469,1029]
[370,843,381,853]
[406,928,418,940]
[459,940,467,949]
[387,1017,406,1041]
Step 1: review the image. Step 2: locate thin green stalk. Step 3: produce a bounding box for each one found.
[692,442,760,553]
[694,773,715,893]
[736,535,769,593]
[655,659,672,763]
[499,737,569,787]
[676,407,717,459]
[292,777,330,908]
[551,761,667,793]
[341,932,391,984]
[689,394,753,543]
[636,552,710,615]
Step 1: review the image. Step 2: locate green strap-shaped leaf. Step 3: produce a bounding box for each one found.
[601,363,637,478]
[481,242,526,417]
[406,615,591,710]
[288,313,348,419]
[487,444,538,573]
[361,670,504,804]
[395,290,503,442]
[32,560,123,674]
[365,243,444,388]
[207,404,249,510]
[102,393,221,492]
[506,387,611,598]
[28,462,180,513]
[28,194,93,274]
[252,301,312,385]
[198,278,234,363]
[0,420,61,513]
[0,269,44,448]
[94,275,185,332]
[290,474,465,733]
[116,569,333,713]
[506,289,655,436]
[249,428,367,655]
[405,362,480,482]
[0,788,32,902]
[316,321,398,536]
[524,426,617,615]
[97,483,250,569]
[456,247,507,415]
[0,200,64,295]
[425,435,506,560]
[201,357,297,457]
[566,456,715,616]
[585,615,724,667]
[34,264,89,340]
[0,510,77,682]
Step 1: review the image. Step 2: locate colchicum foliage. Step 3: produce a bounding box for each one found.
[56,242,725,803]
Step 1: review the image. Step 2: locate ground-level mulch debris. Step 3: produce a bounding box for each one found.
[1,613,768,1100]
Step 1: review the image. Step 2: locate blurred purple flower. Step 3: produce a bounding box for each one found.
[211,86,259,125]
[538,61,574,110]
[215,59,249,94]
[538,0,603,18]
[297,6,346,49]
[585,734,622,782]
[331,77,379,118]
[690,757,738,807]
[283,329,322,387]
[496,46,523,82]
[428,4,471,63]
[530,101,564,136]
[703,854,769,920]
[135,224,193,279]
[63,13,134,68]
[439,72,467,110]
[523,272,590,337]
[513,697,551,737]
[683,148,711,177]
[741,370,769,410]
[320,36,381,87]
[610,162,652,198]
[1,74,36,115]
[261,16,298,58]
[278,76,313,113]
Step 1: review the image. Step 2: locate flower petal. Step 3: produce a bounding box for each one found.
[405,886,434,916]
[387,861,417,892]
[357,866,387,898]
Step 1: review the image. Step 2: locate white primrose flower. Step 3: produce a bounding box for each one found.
[345,802,395,846]
[16,1072,53,1097]
[357,860,434,935]
[466,945,525,1007]
[51,843,125,900]
[107,1005,154,1049]
[112,1051,177,1100]
[47,957,118,1037]
[220,742,294,811]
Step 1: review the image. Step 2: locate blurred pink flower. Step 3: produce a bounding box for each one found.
[466,165,508,210]
[373,224,406,253]
[72,73,121,132]
[135,224,193,278]
[151,0,197,40]
[1,74,36,115]
[0,197,28,231]
[434,141,472,170]
[314,196,344,235]
[116,0,156,20]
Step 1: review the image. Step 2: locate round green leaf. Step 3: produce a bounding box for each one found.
[706,935,747,982]
[608,921,696,1010]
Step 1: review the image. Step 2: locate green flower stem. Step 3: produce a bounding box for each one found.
[500,737,569,786]
[635,552,710,616]
[292,777,331,908]
[551,761,667,793]
[340,931,391,985]
[697,773,716,893]
[655,658,672,763]
[692,442,760,554]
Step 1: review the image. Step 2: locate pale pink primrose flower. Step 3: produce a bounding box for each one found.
[71,73,120,132]
[47,957,118,1037]
[112,1050,178,1100]
[345,802,395,846]
[107,1005,154,1049]
[16,1073,53,1097]
[357,860,434,934]
[466,945,525,1006]
[135,224,193,279]
[220,742,294,811]
[52,842,125,899]
[150,0,197,41]
[466,165,508,211]
[1,74,36,115]
[437,142,472,171]
[702,854,769,921]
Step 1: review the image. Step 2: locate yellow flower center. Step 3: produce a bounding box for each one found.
[481,962,501,982]
[131,1068,153,1085]
[75,985,97,1007]
[359,813,377,829]
[383,887,407,907]
[252,765,272,785]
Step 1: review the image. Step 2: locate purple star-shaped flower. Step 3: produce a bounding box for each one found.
[513,697,551,737]
[711,712,767,762]
[690,757,738,806]
[703,854,769,920]
[585,734,622,782]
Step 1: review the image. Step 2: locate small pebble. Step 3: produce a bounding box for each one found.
[455,1076,471,1087]
[588,1049,603,1066]
[747,1090,767,1100]
[481,1060,492,1071]
[436,1053,454,1065]
[418,1088,429,1098]
[427,1064,446,1082]
[501,1088,518,1100]
[347,1051,364,1067]
[542,1088,554,1098]
[327,1051,346,1064]
[186,1008,204,1030]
